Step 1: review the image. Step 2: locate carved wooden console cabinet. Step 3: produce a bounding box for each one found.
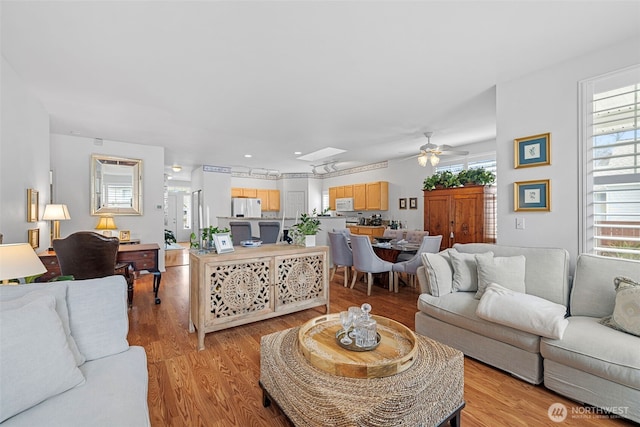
[189,244,330,350]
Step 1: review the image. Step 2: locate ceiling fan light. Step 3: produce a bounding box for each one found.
[417,153,428,167]
[430,155,440,166]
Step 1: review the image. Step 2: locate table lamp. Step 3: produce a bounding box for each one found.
[42,204,71,250]
[0,243,47,284]
[95,216,117,237]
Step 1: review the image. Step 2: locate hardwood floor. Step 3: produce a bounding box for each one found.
[128,265,635,426]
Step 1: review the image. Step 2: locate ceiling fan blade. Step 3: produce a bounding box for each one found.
[439,149,470,156]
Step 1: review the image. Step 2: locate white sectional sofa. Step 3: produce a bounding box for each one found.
[415,243,640,423]
[0,276,150,427]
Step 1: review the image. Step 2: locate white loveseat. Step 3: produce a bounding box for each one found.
[0,276,150,426]
[415,243,640,423]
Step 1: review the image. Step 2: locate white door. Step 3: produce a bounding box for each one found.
[167,194,178,242]
[286,191,306,219]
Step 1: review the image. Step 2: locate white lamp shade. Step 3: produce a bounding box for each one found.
[0,243,47,281]
[42,204,71,221]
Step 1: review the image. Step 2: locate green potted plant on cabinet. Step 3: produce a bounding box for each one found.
[290,208,326,247]
[201,226,231,250]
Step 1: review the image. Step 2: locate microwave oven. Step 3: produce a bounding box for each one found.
[335,197,354,211]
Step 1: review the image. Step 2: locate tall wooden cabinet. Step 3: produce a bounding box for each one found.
[423,185,496,251]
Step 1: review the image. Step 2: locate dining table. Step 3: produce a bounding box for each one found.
[371,241,420,286]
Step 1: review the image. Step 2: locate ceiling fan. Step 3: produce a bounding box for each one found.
[417,132,469,167]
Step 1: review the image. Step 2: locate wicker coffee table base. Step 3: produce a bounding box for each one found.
[260,326,465,427]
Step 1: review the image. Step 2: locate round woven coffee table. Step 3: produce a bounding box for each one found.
[259,316,465,427]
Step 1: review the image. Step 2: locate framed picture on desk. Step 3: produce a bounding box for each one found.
[213,232,235,254]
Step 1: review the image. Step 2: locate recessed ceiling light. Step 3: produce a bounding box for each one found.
[171,165,182,172]
[294,151,302,155]
[167,176,173,180]
[244,154,252,158]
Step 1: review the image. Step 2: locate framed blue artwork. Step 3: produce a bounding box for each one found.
[514,133,550,168]
[514,179,550,212]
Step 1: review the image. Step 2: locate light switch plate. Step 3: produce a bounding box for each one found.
[516,217,525,229]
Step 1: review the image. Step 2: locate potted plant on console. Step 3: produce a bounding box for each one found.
[291,209,325,247]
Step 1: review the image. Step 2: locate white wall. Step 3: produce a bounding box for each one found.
[496,36,640,264]
[0,57,51,249]
[50,134,166,270]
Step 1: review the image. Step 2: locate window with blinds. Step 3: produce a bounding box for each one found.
[587,75,640,260]
[106,185,133,208]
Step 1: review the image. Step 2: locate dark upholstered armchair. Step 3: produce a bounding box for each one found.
[53,231,135,307]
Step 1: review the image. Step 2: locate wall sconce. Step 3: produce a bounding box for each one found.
[95,216,117,237]
[42,204,71,250]
[0,243,47,284]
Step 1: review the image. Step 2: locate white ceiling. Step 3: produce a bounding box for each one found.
[3,1,639,179]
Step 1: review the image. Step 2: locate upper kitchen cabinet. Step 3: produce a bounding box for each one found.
[231,187,258,198]
[353,184,367,210]
[234,188,280,211]
[366,181,389,210]
[329,182,388,211]
[256,189,281,211]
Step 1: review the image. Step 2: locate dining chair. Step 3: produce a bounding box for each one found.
[229,221,254,245]
[327,231,353,287]
[350,234,394,296]
[259,221,280,244]
[391,235,443,292]
[397,230,431,262]
[53,231,135,305]
[382,229,405,241]
[332,228,351,238]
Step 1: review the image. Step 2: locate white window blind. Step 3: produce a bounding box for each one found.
[586,72,640,260]
[106,185,133,208]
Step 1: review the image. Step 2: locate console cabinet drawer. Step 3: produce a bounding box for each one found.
[118,250,157,271]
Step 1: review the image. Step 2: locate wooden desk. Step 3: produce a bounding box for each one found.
[38,243,162,305]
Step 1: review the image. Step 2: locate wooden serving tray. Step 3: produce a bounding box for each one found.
[298,314,417,378]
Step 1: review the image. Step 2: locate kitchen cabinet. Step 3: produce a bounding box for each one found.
[353,184,367,210]
[366,181,389,210]
[233,188,280,211]
[347,225,385,239]
[423,185,496,251]
[329,187,337,210]
[328,182,387,211]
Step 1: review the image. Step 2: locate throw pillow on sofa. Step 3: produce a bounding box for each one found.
[474,252,526,299]
[421,251,453,296]
[0,294,85,423]
[476,283,569,339]
[600,276,640,337]
[450,249,491,292]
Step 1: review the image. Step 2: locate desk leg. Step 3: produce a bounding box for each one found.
[152,272,162,304]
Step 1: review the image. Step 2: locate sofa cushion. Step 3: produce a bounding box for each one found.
[474,252,526,299]
[0,284,85,366]
[417,292,540,352]
[601,276,640,337]
[66,276,129,361]
[452,243,570,305]
[476,283,568,339]
[570,253,640,318]
[541,316,640,390]
[0,347,151,427]
[0,294,86,423]
[421,251,453,296]
[450,249,488,292]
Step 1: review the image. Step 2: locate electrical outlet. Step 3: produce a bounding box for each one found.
[516,217,525,229]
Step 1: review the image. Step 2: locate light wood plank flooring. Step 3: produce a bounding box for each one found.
[127,265,635,426]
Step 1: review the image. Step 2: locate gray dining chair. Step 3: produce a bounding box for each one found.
[392,235,443,292]
[327,231,353,287]
[332,228,351,238]
[382,229,405,241]
[397,230,431,261]
[229,221,253,246]
[259,221,280,244]
[350,234,394,296]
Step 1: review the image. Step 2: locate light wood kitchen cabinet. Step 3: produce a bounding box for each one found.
[423,185,496,251]
[347,225,385,240]
[343,185,353,198]
[268,189,280,211]
[336,186,345,199]
[329,187,337,210]
[366,181,389,210]
[233,188,280,211]
[353,184,367,210]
